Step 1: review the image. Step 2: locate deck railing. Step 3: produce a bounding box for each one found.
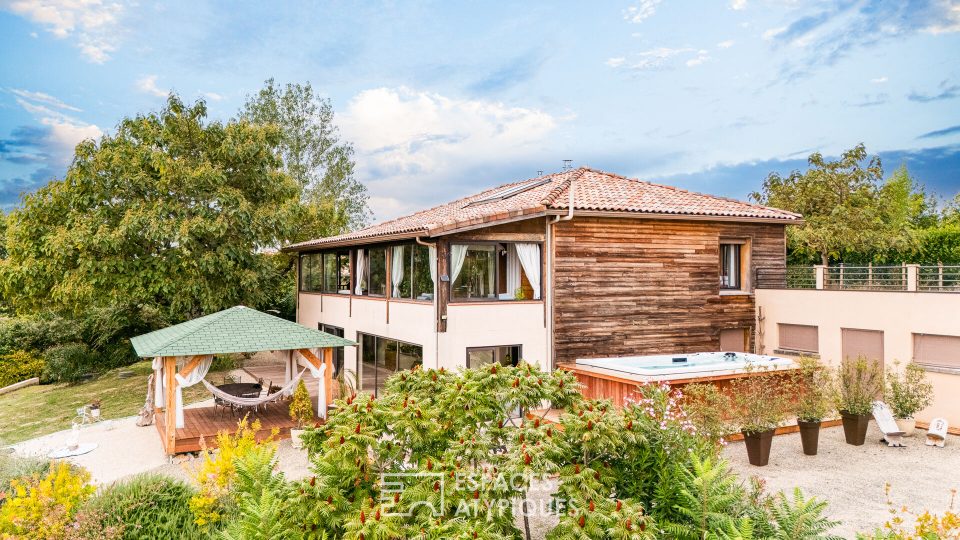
[756,264,960,293]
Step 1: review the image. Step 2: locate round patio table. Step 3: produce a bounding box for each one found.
[217,382,262,398]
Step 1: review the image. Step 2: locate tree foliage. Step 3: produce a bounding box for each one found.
[241,78,371,241]
[1,96,300,320]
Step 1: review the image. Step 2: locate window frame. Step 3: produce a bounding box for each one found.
[319,324,345,376]
[357,331,424,397]
[719,238,751,293]
[466,344,522,368]
[450,241,542,302]
[299,250,350,294]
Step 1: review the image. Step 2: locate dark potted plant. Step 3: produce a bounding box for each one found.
[835,355,883,446]
[793,357,833,456]
[288,379,314,449]
[886,361,933,437]
[729,366,792,466]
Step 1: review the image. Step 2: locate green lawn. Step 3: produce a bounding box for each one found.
[0,360,225,445]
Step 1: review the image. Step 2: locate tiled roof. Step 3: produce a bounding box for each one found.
[286,167,801,250]
[130,305,356,357]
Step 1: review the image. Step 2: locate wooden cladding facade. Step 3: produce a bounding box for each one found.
[551,217,787,366]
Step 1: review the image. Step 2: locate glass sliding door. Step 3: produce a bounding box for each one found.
[357,332,423,396]
[319,324,345,376]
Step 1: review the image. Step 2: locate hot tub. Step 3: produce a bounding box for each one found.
[575,352,794,382]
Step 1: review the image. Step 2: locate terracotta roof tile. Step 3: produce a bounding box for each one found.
[285,167,800,250]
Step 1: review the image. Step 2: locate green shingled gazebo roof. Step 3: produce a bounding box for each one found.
[130,305,356,358]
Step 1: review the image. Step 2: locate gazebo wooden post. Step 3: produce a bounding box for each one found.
[163,356,177,454]
[323,347,334,406]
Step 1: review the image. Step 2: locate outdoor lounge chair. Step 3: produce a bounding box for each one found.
[872,401,906,447]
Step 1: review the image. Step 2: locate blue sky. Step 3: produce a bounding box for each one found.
[1,0,959,220]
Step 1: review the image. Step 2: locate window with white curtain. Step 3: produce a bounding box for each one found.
[451,243,541,301]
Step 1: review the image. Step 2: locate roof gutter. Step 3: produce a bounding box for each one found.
[544,209,803,225]
[549,176,576,224]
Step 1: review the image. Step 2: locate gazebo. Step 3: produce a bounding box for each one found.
[131,305,356,454]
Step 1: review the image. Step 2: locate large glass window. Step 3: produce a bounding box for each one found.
[451,243,540,301]
[358,332,423,396]
[319,324,345,376]
[300,251,348,293]
[367,248,387,296]
[299,253,323,292]
[323,252,337,293]
[393,244,433,301]
[720,243,742,290]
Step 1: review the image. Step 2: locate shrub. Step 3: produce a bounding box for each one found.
[885,361,934,420]
[0,461,95,539]
[0,454,50,494]
[0,316,82,357]
[835,356,883,416]
[80,474,205,540]
[728,366,793,434]
[682,382,731,443]
[288,379,313,429]
[0,350,46,388]
[794,356,834,422]
[42,343,99,383]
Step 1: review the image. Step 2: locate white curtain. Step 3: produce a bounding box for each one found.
[515,243,542,300]
[173,355,214,428]
[428,246,437,286]
[391,246,405,296]
[354,249,365,295]
[505,244,521,297]
[297,352,327,419]
[451,245,468,283]
[152,357,164,408]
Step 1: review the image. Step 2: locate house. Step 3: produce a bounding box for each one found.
[284,167,801,396]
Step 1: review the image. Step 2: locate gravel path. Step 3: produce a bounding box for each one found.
[723,424,960,538]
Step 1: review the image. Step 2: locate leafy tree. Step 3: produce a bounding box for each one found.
[753,144,911,265]
[241,78,370,241]
[1,95,300,320]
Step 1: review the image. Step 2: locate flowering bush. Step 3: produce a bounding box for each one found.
[860,485,960,539]
[885,362,933,420]
[188,417,278,527]
[0,461,94,539]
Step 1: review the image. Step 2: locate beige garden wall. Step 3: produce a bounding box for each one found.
[755,289,960,427]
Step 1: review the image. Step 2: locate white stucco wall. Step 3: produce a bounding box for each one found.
[755,289,960,427]
[298,295,550,378]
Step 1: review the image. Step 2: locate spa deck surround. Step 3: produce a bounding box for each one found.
[284,167,801,396]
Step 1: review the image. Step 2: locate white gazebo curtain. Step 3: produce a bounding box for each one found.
[515,243,541,300]
[173,355,214,428]
[297,353,328,419]
[152,357,165,408]
[450,244,468,283]
[391,246,405,296]
[354,249,366,295]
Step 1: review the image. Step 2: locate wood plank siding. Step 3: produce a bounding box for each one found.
[551,217,786,365]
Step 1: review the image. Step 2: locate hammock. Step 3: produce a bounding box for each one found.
[201,369,308,407]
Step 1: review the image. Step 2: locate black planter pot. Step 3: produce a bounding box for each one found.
[839,411,871,446]
[797,420,821,456]
[742,429,775,466]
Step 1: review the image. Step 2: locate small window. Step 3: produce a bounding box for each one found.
[367,248,387,296]
[466,345,522,368]
[720,243,741,290]
[778,323,818,353]
[720,328,749,352]
[914,333,960,369]
[842,328,884,370]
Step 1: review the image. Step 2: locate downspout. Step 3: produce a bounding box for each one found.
[546,176,576,371]
[416,236,440,369]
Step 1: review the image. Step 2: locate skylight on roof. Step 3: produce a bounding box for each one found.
[464,178,551,207]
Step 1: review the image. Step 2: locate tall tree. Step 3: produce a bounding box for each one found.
[1,96,300,320]
[752,144,916,265]
[241,79,370,241]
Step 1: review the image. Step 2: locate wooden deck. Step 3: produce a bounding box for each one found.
[155,403,322,454]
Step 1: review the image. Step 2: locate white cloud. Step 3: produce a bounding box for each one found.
[871,76,889,84]
[3,0,125,63]
[339,87,560,219]
[717,39,735,48]
[762,26,787,40]
[136,75,167,97]
[13,89,102,171]
[924,2,960,34]
[623,0,662,23]
[201,91,224,101]
[605,57,626,68]
[686,50,711,67]
[730,0,747,10]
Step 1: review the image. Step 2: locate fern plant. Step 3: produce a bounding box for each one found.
[765,488,842,540]
[661,456,745,540]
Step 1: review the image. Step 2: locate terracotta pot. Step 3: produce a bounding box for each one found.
[797,420,821,455]
[897,417,916,437]
[742,429,775,466]
[839,411,871,446]
[290,428,305,449]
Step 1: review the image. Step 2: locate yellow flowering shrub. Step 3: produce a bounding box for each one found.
[0,461,94,540]
[188,416,278,527]
[877,485,960,539]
